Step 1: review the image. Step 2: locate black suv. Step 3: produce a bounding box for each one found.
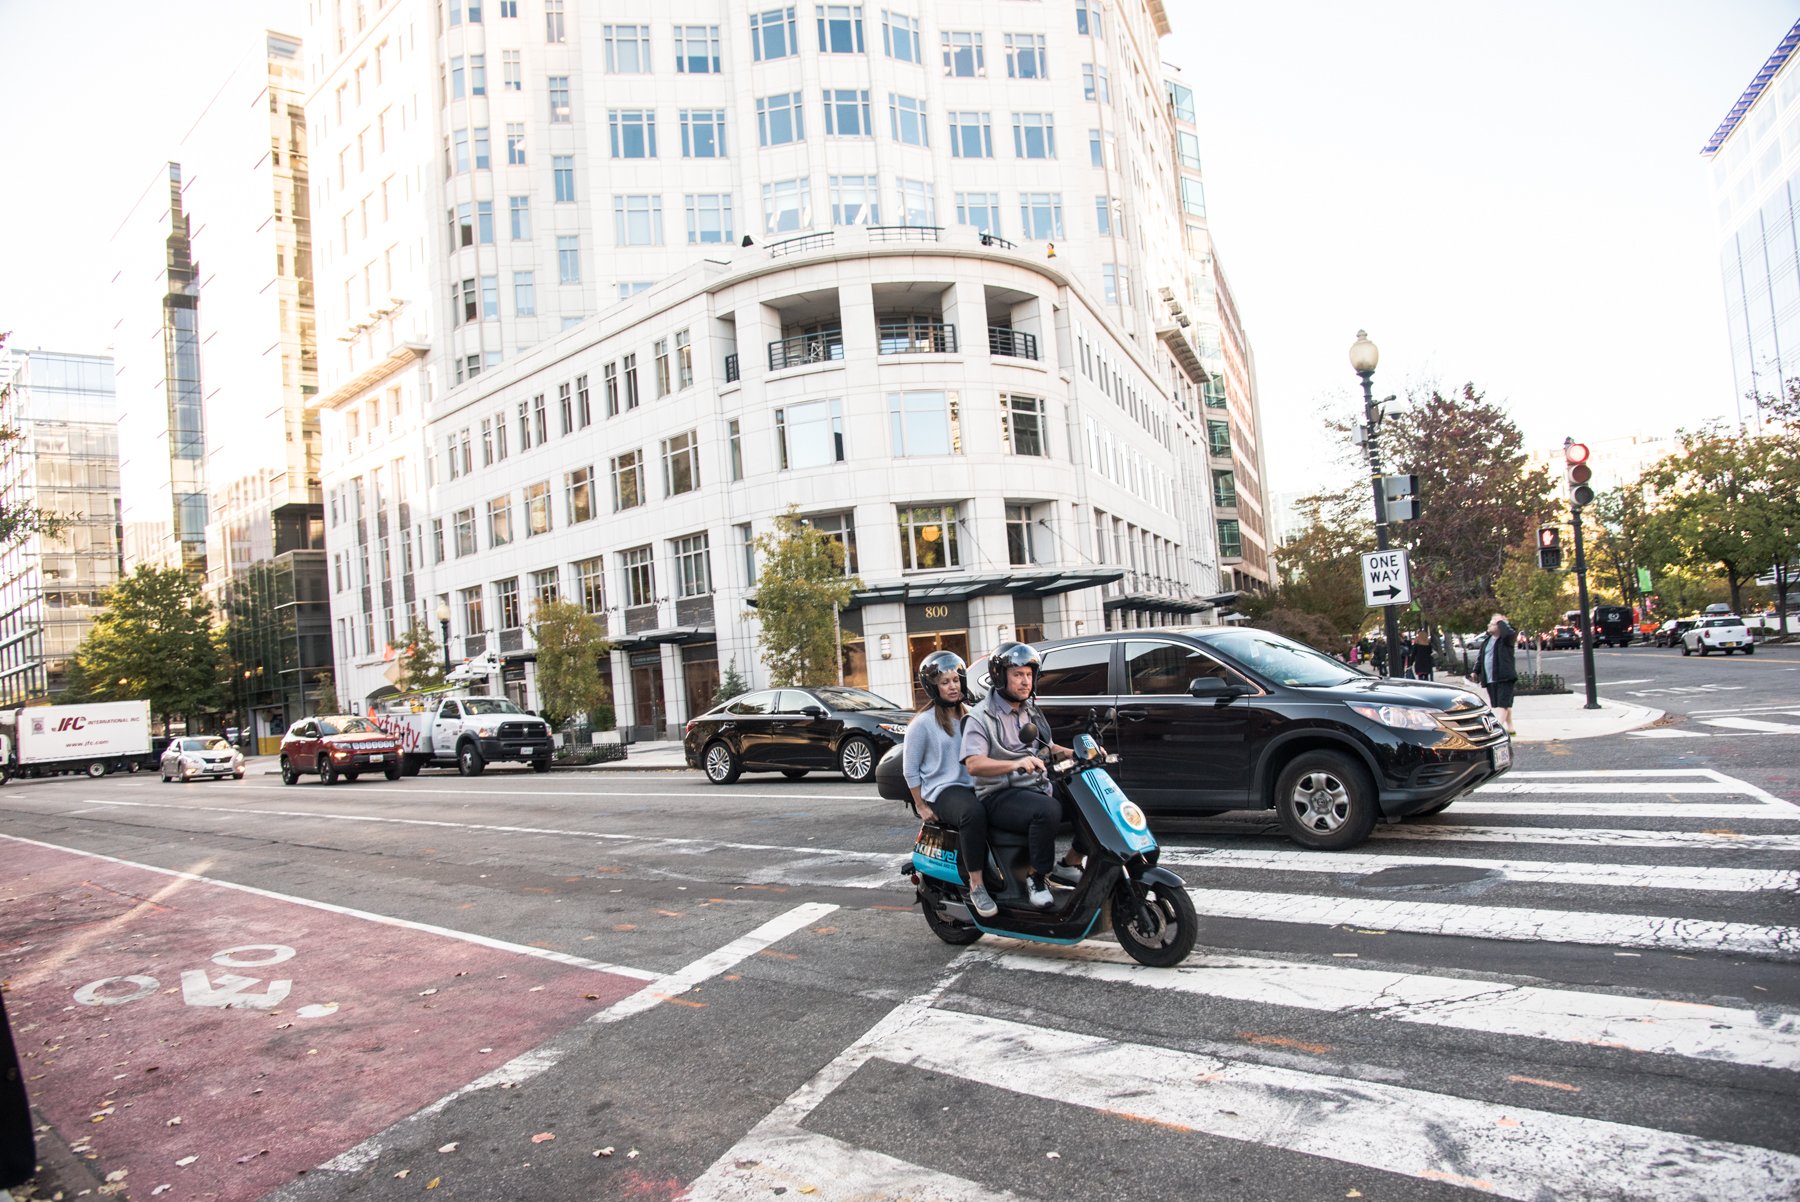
[1022,627,1511,849]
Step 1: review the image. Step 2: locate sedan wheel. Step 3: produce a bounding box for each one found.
[838,736,876,783]
[702,740,742,785]
[1274,751,1377,850]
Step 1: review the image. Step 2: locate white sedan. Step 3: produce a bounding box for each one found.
[1681,616,1754,656]
[160,736,247,781]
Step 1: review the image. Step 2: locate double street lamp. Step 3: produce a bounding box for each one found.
[1350,331,1403,671]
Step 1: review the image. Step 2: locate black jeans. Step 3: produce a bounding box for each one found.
[928,785,988,884]
[983,785,1062,875]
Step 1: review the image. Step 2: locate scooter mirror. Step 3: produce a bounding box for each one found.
[1018,721,1040,746]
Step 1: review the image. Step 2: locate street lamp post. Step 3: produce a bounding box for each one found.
[435,601,453,676]
[1350,331,1403,673]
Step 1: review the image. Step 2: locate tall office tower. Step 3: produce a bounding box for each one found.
[1705,19,1800,428]
[1164,70,1273,594]
[309,0,1256,730]
[111,164,207,576]
[0,344,123,706]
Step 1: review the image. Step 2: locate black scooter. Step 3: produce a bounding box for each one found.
[880,731,1198,967]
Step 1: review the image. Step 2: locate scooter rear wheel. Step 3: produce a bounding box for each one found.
[920,893,984,945]
[1112,881,1198,967]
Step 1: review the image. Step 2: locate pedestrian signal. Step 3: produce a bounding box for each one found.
[1537,525,1563,571]
[1564,440,1595,507]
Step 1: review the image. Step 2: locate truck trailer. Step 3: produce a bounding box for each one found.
[1,700,153,780]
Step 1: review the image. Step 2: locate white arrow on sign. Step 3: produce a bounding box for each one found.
[1360,549,1413,608]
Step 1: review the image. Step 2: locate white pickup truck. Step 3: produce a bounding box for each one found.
[1681,614,1754,656]
[375,695,555,776]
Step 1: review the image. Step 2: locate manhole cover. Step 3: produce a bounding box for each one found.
[1356,864,1498,889]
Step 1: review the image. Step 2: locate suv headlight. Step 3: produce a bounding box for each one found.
[1348,703,1444,732]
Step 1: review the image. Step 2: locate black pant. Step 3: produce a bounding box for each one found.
[983,785,1062,875]
[928,785,989,884]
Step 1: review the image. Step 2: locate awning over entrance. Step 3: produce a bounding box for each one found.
[610,625,716,652]
[1105,588,1239,617]
[744,569,1126,612]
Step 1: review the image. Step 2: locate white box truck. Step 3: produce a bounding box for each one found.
[1,700,154,781]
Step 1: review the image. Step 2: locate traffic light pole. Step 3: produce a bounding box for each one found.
[1358,369,1403,671]
[1570,504,1600,710]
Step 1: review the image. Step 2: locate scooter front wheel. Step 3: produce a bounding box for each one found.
[1112,881,1198,967]
[920,893,984,945]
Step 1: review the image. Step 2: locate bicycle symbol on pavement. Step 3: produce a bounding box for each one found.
[72,944,335,1015]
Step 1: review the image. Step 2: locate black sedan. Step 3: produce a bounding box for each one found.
[684,686,912,784]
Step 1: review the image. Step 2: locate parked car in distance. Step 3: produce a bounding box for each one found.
[160,736,246,782]
[1591,605,1636,647]
[1019,627,1511,850]
[1539,624,1579,650]
[685,685,912,784]
[280,715,404,785]
[1682,615,1753,656]
[1653,617,1697,647]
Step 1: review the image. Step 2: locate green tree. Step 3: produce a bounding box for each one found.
[311,671,346,716]
[1640,426,1791,616]
[1586,485,1656,607]
[71,565,228,730]
[709,659,750,708]
[1246,487,1369,649]
[395,616,447,692]
[530,598,612,729]
[751,507,859,686]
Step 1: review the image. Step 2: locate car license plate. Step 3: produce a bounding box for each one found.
[1493,742,1512,771]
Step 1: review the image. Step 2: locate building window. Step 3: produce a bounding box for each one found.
[1018,192,1063,240]
[451,56,467,99]
[503,49,521,89]
[609,109,656,158]
[948,111,992,158]
[955,191,1001,235]
[737,522,756,585]
[762,176,810,233]
[1095,195,1119,236]
[727,418,744,480]
[488,495,514,547]
[611,449,644,510]
[451,202,474,248]
[474,126,491,167]
[888,390,960,457]
[675,24,721,73]
[1006,503,1039,565]
[1102,263,1129,306]
[532,392,549,443]
[481,275,499,317]
[1207,419,1231,456]
[552,155,576,201]
[522,481,551,537]
[548,76,571,123]
[574,556,605,613]
[675,329,693,388]
[459,585,484,635]
[889,94,927,146]
[942,30,983,76]
[457,277,477,323]
[1082,62,1110,102]
[1213,470,1238,509]
[680,109,726,158]
[805,512,859,574]
[432,518,446,563]
[514,271,536,316]
[451,129,470,173]
[566,465,596,524]
[544,0,565,42]
[1002,394,1047,456]
[824,88,872,137]
[1181,177,1207,217]
[605,24,651,72]
[654,338,672,397]
[829,174,879,225]
[662,430,700,495]
[494,576,521,629]
[672,532,712,597]
[883,10,920,63]
[898,504,960,570]
[613,194,664,245]
[897,177,934,226]
[492,414,508,460]
[1012,112,1055,158]
[505,122,526,165]
[816,4,864,52]
[750,6,797,61]
[531,568,561,612]
[1167,79,1196,123]
[576,374,592,426]
[1217,519,1242,559]
[756,91,804,146]
[454,507,477,556]
[684,193,734,243]
[1076,0,1102,37]
[1178,130,1203,171]
[509,195,531,240]
[621,545,655,607]
[775,399,844,469]
[1006,33,1047,79]
[557,235,580,283]
[470,53,488,95]
[558,382,574,434]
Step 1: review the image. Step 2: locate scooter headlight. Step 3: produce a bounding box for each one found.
[1118,800,1148,831]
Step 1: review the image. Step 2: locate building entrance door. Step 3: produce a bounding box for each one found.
[906,632,969,707]
[629,651,666,740]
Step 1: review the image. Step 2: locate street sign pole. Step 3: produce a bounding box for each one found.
[1359,373,1402,671]
[1570,505,1600,710]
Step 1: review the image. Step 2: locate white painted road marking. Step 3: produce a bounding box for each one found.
[1371,825,1800,852]
[1704,716,1800,733]
[1159,847,1798,893]
[1628,729,1712,738]
[991,944,1800,1072]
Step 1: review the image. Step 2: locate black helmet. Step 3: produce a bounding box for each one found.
[987,641,1041,702]
[918,650,968,706]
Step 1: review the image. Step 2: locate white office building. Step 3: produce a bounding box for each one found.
[304,0,1256,734]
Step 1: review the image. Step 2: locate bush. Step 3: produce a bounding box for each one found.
[1515,672,1567,695]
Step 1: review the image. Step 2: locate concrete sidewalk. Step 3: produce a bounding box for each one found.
[1441,674,1662,743]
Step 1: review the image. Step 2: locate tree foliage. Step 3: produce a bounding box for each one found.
[709,660,750,709]
[71,566,227,728]
[530,598,612,728]
[1248,488,1369,649]
[396,616,447,692]
[1492,539,1569,676]
[311,671,346,716]
[1639,425,1792,616]
[751,507,860,687]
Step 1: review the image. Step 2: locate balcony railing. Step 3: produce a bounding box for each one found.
[768,330,845,370]
[867,224,942,244]
[1214,488,1238,510]
[977,232,1017,250]
[877,319,956,355]
[724,352,740,383]
[988,327,1039,360]
[767,231,835,258]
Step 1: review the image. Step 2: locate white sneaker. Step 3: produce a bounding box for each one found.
[1049,862,1083,887]
[1025,875,1054,908]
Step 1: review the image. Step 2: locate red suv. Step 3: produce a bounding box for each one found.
[280,715,404,785]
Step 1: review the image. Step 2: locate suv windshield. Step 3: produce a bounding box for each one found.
[463,698,526,715]
[809,686,904,712]
[1700,617,1741,628]
[1207,629,1358,687]
[320,717,379,735]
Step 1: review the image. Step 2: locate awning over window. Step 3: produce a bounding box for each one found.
[745,569,1128,611]
[608,625,716,651]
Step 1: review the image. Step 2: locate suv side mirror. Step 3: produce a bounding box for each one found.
[1188,676,1244,699]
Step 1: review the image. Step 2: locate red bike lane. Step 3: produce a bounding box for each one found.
[0,837,653,1202]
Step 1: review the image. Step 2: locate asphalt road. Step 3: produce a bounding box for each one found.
[1,644,1796,1202]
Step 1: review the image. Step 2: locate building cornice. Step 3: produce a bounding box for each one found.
[310,342,429,411]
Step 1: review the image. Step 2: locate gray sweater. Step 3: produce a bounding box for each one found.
[902,708,973,803]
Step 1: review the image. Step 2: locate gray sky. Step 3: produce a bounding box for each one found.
[2,1,1793,491]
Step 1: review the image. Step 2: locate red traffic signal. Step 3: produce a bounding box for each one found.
[1564,441,1590,466]
[1563,439,1596,506]
[1537,524,1563,570]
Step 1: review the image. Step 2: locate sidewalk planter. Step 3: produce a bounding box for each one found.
[1514,673,1569,696]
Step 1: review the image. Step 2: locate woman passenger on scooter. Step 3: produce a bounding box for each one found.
[902,652,1000,919]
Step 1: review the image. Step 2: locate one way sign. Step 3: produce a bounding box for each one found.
[1360,549,1412,608]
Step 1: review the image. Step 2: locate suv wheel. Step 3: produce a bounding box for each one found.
[280,756,299,786]
[1274,751,1378,850]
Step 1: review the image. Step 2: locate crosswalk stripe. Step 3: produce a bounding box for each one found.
[1159,848,1797,893]
[1628,728,1712,738]
[991,945,1800,1072]
[1477,781,1745,794]
[684,1128,1021,1201]
[1703,717,1800,733]
[882,1008,1800,1202]
[1185,887,1800,958]
[1369,825,1800,852]
[1444,801,1792,818]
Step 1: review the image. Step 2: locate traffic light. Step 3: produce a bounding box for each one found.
[1537,524,1563,570]
[1564,439,1595,507]
[1382,473,1421,522]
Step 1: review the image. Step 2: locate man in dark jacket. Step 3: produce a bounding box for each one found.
[1474,612,1518,734]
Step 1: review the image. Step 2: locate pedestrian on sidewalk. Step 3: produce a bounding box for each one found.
[1410,630,1435,682]
[1473,612,1518,734]
[1371,638,1388,677]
